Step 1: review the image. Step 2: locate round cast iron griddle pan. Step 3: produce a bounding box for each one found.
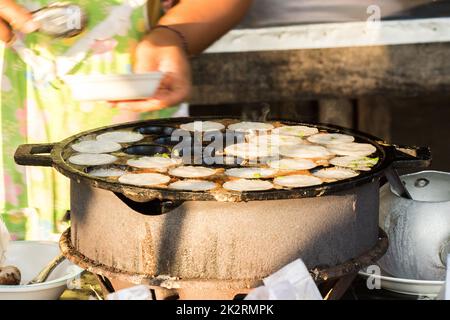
[14,117,431,202]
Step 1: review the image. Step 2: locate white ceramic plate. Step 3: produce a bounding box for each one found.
[64,72,164,101]
[359,267,445,297]
[0,241,83,300]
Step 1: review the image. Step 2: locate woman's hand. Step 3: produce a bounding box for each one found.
[110,0,253,113]
[0,0,39,43]
[111,27,192,113]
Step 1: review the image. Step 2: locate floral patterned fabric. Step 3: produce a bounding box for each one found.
[0,0,179,239]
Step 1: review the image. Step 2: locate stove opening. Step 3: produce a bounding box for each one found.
[114,192,184,215]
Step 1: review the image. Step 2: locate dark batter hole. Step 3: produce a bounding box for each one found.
[153,135,189,146]
[136,126,176,135]
[171,146,242,167]
[124,145,170,156]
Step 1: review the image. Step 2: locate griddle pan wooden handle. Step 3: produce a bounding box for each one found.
[14,143,55,167]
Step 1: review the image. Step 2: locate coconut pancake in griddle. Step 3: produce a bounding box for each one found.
[89,168,126,177]
[96,131,144,143]
[279,145,332,159]
[68,153,118,166]
[267,158,318,171]
[180,121,225,132]
[313,167,359,181]
[272,125,318,137]
[307,133,355,145]
[225,167,278,179]
[274,175,323,188]
[118,173,171,186]
[71,140,122,153]
[169,166,217,178]
[327,143,377,157]
[223,179,274,192]
[246,134,304,147]
[224,143,279,159]
[329,156,379,171]
[169,179,217,191]
[127,156,181,170]
[228,122,274,133]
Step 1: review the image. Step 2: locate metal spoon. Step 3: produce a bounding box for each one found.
[27,253,66,285]
[385,167,413,200]
[32,2,87,38]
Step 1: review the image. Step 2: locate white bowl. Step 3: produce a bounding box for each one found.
[64,72,164,101]
[359,266,445,297]
[0,241,83,300]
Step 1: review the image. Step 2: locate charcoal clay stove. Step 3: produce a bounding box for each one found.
[14,117,431,299]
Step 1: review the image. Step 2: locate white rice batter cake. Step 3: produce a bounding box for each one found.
[224,143,278,159]
[118,173,171,186]
[307,133,355,145]
[247,134,304,147]
[313,167,359,181]
[169,180,217,191]
[89,168,126,177]
[96,131,144,143]
[228,122,274,133]
[274,175,323,188]
[71,140,122,154]
[280,145,332,159]
[68,153,118,166]
[127,156,181,170]
[223,179,274,191]
[180,121,225,132]
[327,143,377,157]
[225,167,278,179]
[267,158,317,171]
[169,166,217,178]
[330,156,379,171]
[272,125,318,137]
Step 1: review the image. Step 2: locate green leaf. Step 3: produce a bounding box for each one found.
[155,153,170,159]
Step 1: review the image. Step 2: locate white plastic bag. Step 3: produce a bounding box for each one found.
[245,259,323,300]
[107,285,153,300]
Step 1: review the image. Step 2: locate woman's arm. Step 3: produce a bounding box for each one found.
[115,0,252,112]
[156,0,253,55]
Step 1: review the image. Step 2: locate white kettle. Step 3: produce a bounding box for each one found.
[379,171,450,281]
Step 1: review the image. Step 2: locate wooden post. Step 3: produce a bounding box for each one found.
[318,99,354,127]
[357,97,392,142]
